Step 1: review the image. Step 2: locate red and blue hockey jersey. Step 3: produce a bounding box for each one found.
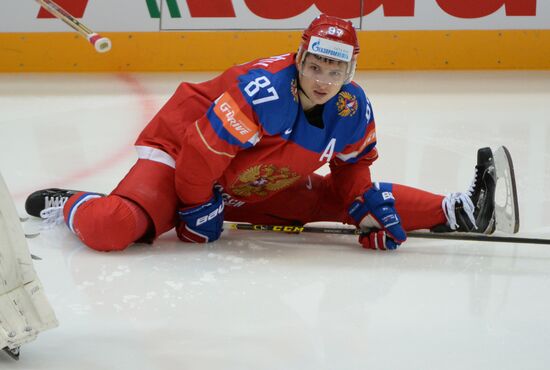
[136,53,378,209]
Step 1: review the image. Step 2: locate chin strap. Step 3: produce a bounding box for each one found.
[296,75,311,101]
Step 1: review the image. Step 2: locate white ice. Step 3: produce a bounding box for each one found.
[1,71,550,370]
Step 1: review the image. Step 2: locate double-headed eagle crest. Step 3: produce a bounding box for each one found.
[336,91,358,117]
[231,164,300,197]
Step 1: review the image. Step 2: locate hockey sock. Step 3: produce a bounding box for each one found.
[388,183,447,231]
[63,193,151,251]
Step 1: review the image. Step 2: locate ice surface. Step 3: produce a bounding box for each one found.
[1,71,550,369]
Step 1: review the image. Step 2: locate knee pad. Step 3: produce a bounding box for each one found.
[65,194,145,252]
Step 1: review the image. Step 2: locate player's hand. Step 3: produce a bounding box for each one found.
[177,189,224,243]
[348,182,406,250]
[359,230,401,250]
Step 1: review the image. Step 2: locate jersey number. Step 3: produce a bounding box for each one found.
[244,76,279,105]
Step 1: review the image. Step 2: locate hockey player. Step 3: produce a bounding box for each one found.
[26,14,503,252]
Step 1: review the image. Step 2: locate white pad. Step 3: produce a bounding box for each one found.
[494,146,520,234]
[0,173,58,352]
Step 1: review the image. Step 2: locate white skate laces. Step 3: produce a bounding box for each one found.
[465,167,478,197]
[39,206,66,230]
[442,192,477,231]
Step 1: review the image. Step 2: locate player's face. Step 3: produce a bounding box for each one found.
[298,54,348,107]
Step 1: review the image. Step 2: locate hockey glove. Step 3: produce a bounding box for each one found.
[177,190,224,243]
[358,230,400,251]
[348,182,407,250]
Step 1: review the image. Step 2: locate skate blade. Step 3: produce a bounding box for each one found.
[2,346,20,360]
[494,146,520,233]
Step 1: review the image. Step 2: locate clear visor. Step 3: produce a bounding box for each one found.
[299,53,349,85]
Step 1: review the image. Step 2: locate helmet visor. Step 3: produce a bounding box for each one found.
[300,52,349,85]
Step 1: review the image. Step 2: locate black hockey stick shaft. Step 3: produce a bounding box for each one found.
[226,223,550,245]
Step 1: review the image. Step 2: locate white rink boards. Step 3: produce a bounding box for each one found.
[0,71,550,369]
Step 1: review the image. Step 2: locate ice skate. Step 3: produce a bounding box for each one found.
[25,188,105,229]
[25,188,78,218]
[436,147,497,234]
[435,146,519,234]
[25,188,91,218]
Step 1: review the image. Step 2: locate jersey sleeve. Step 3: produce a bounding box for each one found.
[175,79,264,205]
[237,68,295,135]
[174,65,296,206]
[329,93,378,207]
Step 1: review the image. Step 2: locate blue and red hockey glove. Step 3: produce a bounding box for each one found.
[348,182,407,250]
[177,189,224,243]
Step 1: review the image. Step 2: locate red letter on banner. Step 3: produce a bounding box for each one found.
[186,0,236,17]
[37,0,89,18]
[436,0,536,18]
[244,0,312,19]
[245,0,414,19]
[362,0,414,16]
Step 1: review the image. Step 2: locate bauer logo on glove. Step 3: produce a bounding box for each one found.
[348,182,407,250]
[195,203,224,227]
[177,189,225,243]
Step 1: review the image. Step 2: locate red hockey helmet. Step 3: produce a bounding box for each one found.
[297,14,360,84]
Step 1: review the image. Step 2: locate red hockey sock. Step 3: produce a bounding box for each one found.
[63,192,151,251]
[391,183,447,231]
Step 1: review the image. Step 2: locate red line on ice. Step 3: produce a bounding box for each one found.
[12,73,156,200]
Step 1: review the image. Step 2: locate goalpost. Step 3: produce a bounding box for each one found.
[0,172,58,360]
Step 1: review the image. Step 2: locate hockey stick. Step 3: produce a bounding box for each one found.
[35,0,112,53]
[226,222,550,245]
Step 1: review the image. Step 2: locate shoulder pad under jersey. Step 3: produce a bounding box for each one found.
[245,53,295,74]
[322,82,374,147]
[237,62,300,135]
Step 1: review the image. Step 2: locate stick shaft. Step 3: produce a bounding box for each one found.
[35,0,112,52]
[35,0,93,36]
[226,223,550,245]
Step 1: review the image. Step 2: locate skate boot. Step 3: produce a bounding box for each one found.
[25,188,106,228]
[435,147,496,234]
[25,188,82,218]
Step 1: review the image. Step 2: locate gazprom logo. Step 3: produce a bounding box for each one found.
[308,36,353,62]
